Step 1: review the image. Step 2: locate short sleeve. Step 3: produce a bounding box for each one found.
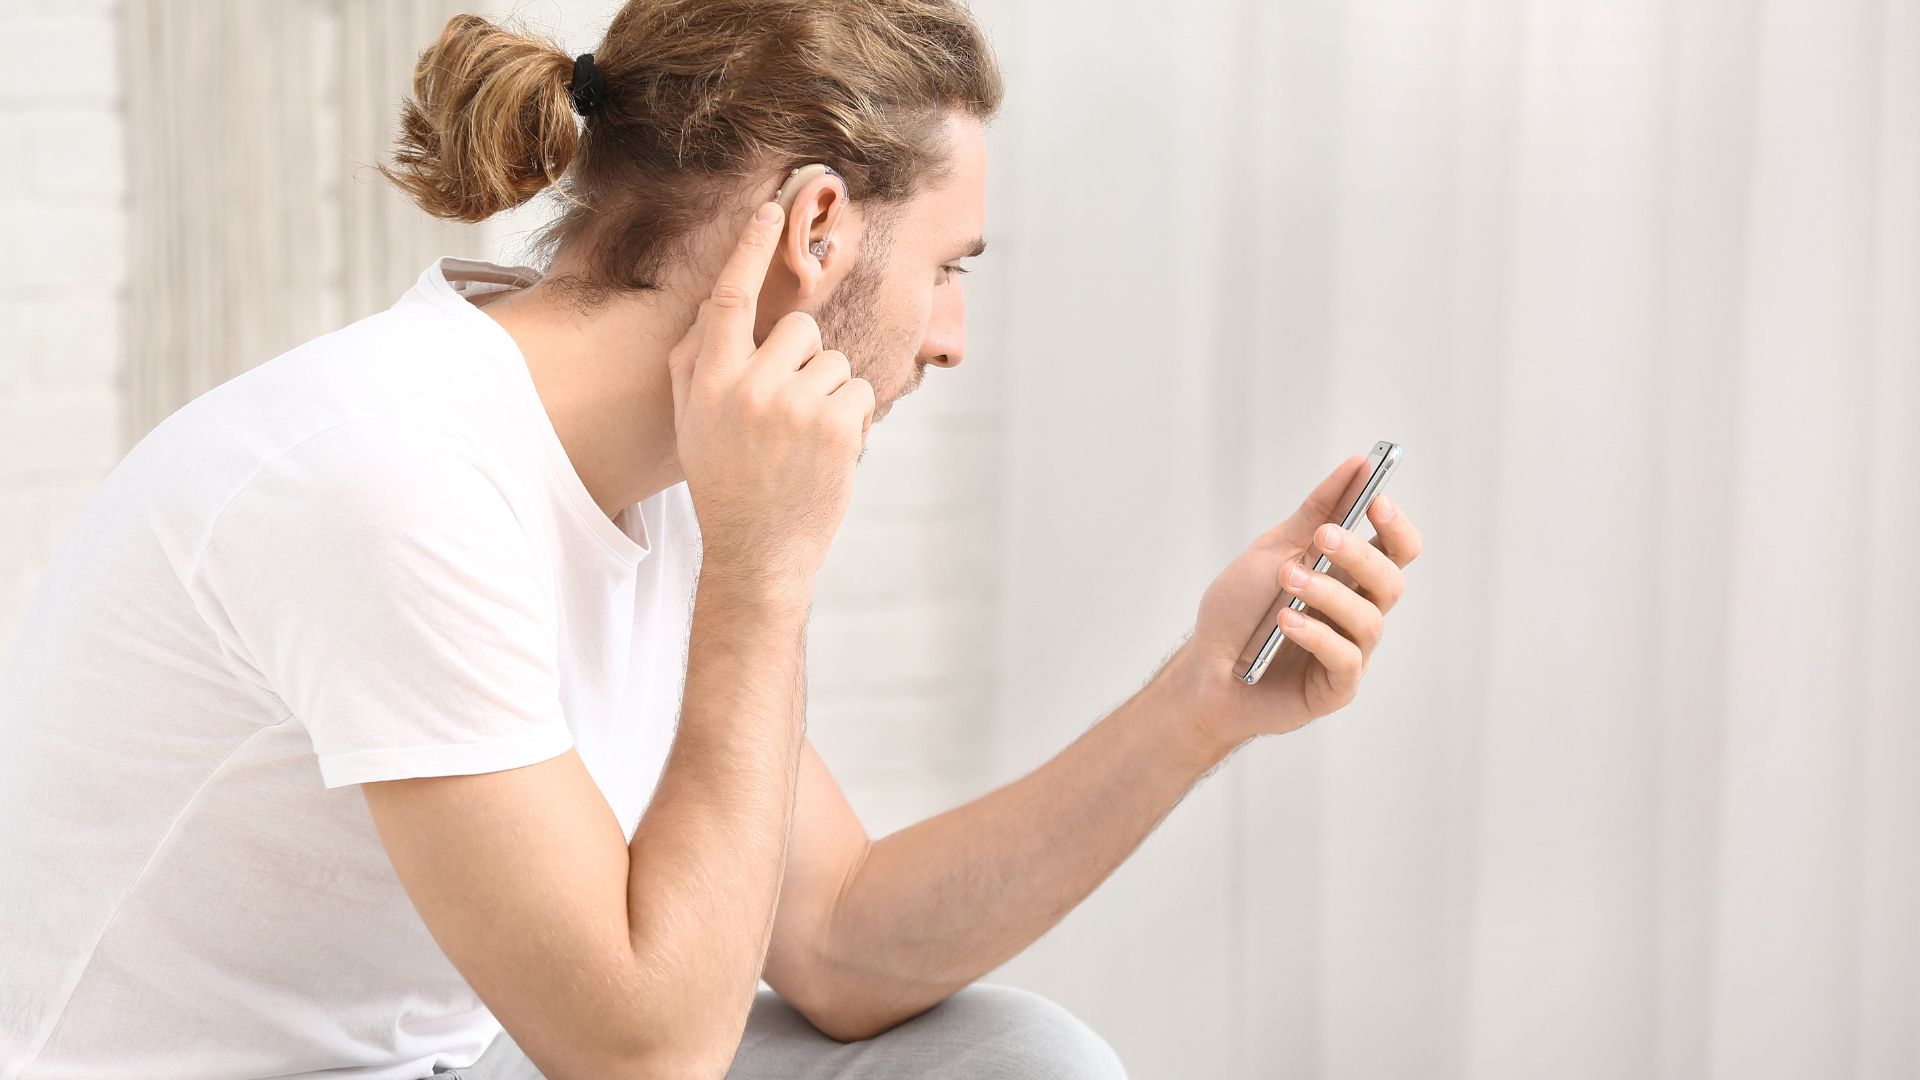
[193,423,573,788]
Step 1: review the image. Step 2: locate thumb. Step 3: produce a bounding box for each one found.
[1249,453,1366,552]
[666,301,708,419]
[1279,453,1367,536]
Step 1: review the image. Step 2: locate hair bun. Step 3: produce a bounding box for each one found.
[379,14,583,222]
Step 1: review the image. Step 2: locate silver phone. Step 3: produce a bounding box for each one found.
[1233,440,1404,685]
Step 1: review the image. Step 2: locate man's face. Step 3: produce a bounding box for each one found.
[811,112,988,426]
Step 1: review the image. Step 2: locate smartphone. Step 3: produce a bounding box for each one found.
[1232,440,1405,686]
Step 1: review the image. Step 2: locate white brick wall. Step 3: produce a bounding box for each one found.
[0,0,126,657]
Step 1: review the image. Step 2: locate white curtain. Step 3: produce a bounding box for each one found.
[972,1,1919,1077]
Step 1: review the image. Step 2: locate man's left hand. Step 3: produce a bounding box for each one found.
[1167,454,1425,753]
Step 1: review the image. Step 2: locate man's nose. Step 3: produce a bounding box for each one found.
[920,293,966,368]
[921,339,962,368]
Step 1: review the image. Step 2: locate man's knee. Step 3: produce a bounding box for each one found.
[901,982,1127,1080]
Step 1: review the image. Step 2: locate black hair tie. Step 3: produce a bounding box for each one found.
[569,52,605,116]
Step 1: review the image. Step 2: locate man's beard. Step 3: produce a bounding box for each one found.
[813,223,916,422]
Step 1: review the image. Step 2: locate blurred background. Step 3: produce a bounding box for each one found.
[1,0,1915,1077]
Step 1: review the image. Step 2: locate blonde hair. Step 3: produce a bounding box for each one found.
[380,1,1003,299]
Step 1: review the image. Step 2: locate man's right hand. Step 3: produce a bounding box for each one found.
[666,200,876,592]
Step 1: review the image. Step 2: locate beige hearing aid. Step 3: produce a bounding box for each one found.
[774,163,846,258]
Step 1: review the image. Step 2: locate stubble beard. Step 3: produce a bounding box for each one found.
[814,220,916,431]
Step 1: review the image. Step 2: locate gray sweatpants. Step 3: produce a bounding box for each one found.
[435,983,1128,1079]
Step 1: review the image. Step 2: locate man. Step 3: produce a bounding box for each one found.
[0,3,1421,1078]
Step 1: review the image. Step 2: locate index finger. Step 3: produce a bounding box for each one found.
[702,201,785,368]
[1365,494,1423,568]
[1317,521,1404,610]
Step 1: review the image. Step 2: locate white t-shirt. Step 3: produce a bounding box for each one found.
[0,257,702,1079]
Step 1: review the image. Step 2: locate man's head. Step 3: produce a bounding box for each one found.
[769,113,988,422]
[382,0,1001,422]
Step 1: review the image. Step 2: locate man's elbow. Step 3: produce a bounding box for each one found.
[788,985,941,1045]
[796,1006,881,1044]
[773,972,868,1044]
[802,1002,879,1044]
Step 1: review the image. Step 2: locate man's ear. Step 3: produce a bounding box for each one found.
[778,173,847,300]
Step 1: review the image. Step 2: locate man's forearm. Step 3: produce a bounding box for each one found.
[623,569,811,1072]
[815,645,1247,1038]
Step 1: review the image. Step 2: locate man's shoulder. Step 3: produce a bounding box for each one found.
[214,418,519,547]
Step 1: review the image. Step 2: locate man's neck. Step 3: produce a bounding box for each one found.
[472,270,693,520]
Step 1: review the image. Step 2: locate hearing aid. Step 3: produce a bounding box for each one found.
[773,163,846,259]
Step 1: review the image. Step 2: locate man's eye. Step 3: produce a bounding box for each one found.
[939,264,971,283]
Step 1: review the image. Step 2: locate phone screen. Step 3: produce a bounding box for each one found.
[1232,441,1402,684]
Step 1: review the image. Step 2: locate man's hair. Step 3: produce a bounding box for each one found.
[380,1,1003,302]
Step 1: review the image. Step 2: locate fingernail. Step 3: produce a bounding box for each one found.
[1285,564,1309,590]
[1319,524,1343,551]
[755,201,782,224]
[1281,608,1304,628]
[1374,495,1396,522]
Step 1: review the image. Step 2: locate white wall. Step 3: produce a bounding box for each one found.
[0,0,125,659]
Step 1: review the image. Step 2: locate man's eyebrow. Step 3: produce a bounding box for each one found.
[952,237,987,259]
